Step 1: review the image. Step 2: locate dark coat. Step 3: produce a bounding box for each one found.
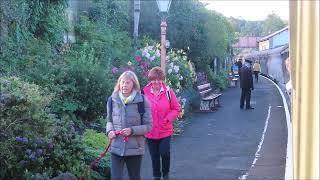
[239,65,253,89]
[236,61,243,69]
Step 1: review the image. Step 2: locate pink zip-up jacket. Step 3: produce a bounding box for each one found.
[143,82,181,139]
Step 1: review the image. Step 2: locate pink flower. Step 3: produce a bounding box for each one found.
[112,67,118,74]
[136,55,142,62]
[143,71,149,77]
[141,62,149,69]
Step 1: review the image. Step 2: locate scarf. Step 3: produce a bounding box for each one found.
[119,90,137,105]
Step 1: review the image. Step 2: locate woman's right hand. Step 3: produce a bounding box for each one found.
[108,131,116,139]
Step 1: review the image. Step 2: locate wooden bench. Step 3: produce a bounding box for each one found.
[197,83,222,112]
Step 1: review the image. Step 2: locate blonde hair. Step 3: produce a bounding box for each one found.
[114,71,141,93]
[148,66,165,81]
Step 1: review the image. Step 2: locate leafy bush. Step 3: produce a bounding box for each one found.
[0,77,86,179]
[75,15,133,67]
[45,119,86,178]
[0,76,53,179]
[49,43,115,122]
[83,129,110,179]
[166,49,196,92]
[212,71,229,90]
[41,14,133,122]
[178,88,199,115]
[203,64,216,85]
[203,65,229,90]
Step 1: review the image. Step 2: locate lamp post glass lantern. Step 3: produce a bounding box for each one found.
[156,0,172,75]
[156,0,172,14]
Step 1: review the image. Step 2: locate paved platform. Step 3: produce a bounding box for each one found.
[136,77,288,180]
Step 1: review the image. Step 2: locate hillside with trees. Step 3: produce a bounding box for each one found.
[229,12,287,38]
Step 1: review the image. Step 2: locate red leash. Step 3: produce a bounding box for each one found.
[79,130,128,180]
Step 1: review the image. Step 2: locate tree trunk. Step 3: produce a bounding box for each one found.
[64,0,77,43]
[0,1,9,52]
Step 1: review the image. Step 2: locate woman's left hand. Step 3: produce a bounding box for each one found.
[120,128,132,137]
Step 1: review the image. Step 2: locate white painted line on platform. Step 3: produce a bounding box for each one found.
[262,75,293,179]
[239,105,272,180]
[250,101,257,105]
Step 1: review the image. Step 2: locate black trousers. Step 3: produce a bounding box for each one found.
[146,136,171,178]
[240,88,252,108]
[110,153,142,180]
[254,71,259,82]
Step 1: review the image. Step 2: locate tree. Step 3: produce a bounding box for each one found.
[139,0,160,40]
[138,0,235,64]
[261,12,286,36]
[229,17,263,37]
[240,21,263,36]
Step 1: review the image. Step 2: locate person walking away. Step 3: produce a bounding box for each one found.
[143,67,181,180]
[253,60,261,82]
[239,59,254,110]
[106,70,152,180]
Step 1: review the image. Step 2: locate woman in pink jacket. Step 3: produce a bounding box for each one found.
[143,67,181,180]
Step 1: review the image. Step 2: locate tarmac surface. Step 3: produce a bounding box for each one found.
[128,76,288,180]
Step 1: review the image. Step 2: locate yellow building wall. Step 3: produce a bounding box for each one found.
[290,0,319,179]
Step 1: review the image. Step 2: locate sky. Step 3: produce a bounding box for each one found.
[200,0,289,21]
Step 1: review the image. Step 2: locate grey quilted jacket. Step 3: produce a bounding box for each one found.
[106,92,152,156]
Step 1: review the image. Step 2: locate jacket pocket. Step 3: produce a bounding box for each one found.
[159,120,171,133]
[127,136,139,149]
[112,136,122,148]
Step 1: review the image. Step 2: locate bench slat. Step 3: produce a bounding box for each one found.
[199,88,212,95]
[197,83,211,90]
[202,93,222,100]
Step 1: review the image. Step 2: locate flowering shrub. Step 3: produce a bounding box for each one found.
[0,77,86,179]
[111,43,196,119]
[111,44,161,86]
[165,49,196,94]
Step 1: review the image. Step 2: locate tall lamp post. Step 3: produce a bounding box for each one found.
[156,0,172,75]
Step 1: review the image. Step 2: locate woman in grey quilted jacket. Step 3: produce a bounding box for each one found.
[106,70,152,180]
